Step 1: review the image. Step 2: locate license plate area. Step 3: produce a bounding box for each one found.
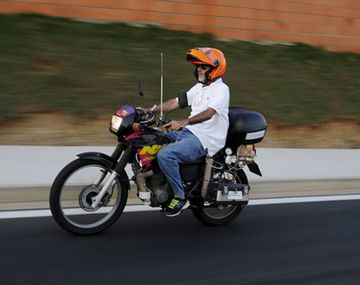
[215,183,250,202]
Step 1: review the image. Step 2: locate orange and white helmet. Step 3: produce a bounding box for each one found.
[186,47,227,83]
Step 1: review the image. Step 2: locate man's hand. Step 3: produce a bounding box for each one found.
[163,119,189,131]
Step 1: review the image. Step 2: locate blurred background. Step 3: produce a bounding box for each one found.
[0,0,359,148]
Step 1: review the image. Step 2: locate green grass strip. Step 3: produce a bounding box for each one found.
[0,13,359,125]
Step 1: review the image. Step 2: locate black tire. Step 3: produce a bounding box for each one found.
[191,170,248,226]
[49,159,128,235]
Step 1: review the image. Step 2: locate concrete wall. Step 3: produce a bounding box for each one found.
[1,0,359,52]
[1,146,360,187]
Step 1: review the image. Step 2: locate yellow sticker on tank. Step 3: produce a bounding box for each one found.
[139,144,162,155]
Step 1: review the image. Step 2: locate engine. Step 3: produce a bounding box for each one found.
[147,172,169,204]
[134,167,170,206]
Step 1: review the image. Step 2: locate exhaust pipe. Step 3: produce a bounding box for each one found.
[201,157,213,199]
[135,170,154,205]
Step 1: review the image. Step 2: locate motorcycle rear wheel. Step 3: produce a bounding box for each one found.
[49,159,128,235]
[191,170,248,226]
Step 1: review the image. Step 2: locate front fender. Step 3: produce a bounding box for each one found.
[77,152,130,189]
[77,152,116,169]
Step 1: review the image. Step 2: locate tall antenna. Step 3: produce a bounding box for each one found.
[160,52,164,120]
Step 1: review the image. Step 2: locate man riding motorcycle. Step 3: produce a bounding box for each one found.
[145,47,230,217]
[50,46,267,234]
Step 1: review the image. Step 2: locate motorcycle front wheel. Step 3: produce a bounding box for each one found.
[191,169,248,226]
[49,159,128,235]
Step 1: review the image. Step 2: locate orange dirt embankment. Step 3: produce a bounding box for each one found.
[0,113,359,148]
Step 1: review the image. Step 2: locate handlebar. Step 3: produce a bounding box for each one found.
[135,107,170,129]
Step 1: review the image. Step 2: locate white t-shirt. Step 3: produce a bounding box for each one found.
[185,78,230,156]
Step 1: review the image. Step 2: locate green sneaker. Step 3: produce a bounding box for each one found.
[164,198,189,217]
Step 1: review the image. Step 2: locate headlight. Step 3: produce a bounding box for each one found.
[110,115,123,132]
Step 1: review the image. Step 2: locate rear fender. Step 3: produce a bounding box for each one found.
[247,161,262,177]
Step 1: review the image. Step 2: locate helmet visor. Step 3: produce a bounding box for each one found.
[186,48,217,67]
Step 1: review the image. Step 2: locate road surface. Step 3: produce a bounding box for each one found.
[1,199,360,285]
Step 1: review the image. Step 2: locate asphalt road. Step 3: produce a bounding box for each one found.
[1,179,359,210]
[1,200,360,285]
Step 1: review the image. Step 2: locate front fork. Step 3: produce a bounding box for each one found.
[91,172,119,208]
[92,143,125,185]
[91,144,133,208]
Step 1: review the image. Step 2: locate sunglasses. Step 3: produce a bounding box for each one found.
[197,65,211,70]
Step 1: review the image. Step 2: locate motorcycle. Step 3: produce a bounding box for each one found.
[50,97,267,235]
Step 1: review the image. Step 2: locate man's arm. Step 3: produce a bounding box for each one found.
[145,98,179,113]
[164,107,216,131]
[187,108,216,125]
